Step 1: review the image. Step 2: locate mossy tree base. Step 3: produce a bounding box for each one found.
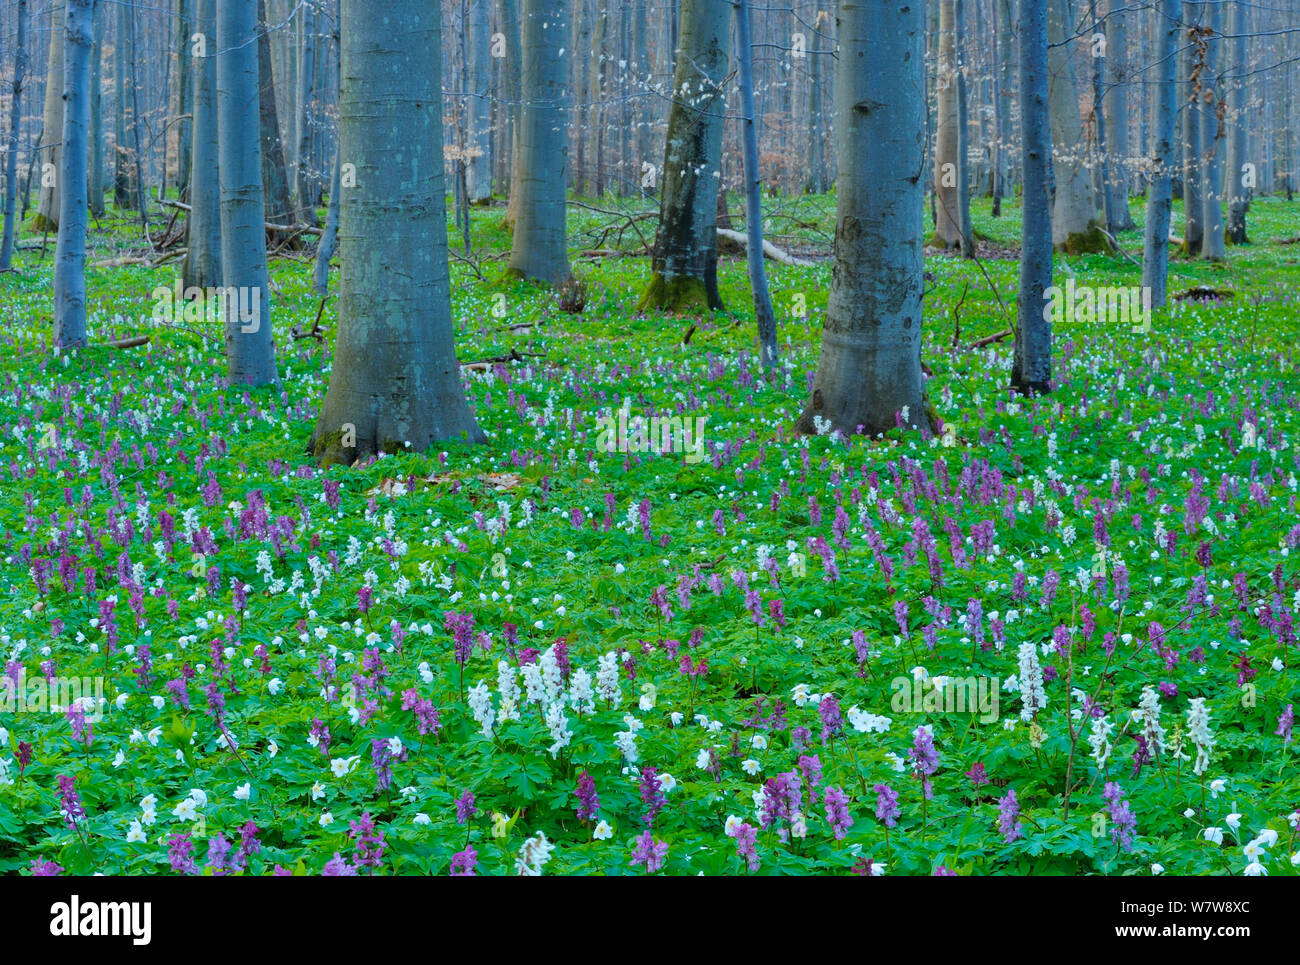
[635,272,723,314]
[1056,221,1112,255]
[29,213,56,233]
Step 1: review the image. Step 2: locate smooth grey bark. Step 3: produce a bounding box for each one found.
[795,0,929,438]
[312,19,340,297]
[36,1,66,231]
[1014,0,1053,394]
[309,0,485,464]
[997,0,1016,197]
[88,0,104,218]
[631,0,650,185]
[507,0,570,285]
[216,0,278,386]
[54,0,94,349]
[1180,4,1202,252]
[256,0,297,227]
[0,0,28,271]
[176,0,193,198]
[501,0,522,221]
[1141,0,1180,309]
[934,0,973,252]
[1198,0,1224,261]
[113,0,135,208]
[1103,0,1134,229]
[991,0,1006,215]
[1047,0,1102,251]
[637,0,728,312]
[125,0,146,230]
[804,9,826,195]
[733,0,778,368]
[183,0,221,290]
[1091,0,1116,231]
[466,0,492,202]
[293,0,317,220]
[1225,0,1249,243]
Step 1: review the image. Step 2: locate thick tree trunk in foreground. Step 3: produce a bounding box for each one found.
[216,0,279,386]
[0,0,28,271]
[183,0,222,290]
[35,1,67,232]
[1047,0,1104,252]
[53,0,94,349]
[310,0,485,465]
[1141,0,1180,309]
[507,0,571,285]
[795,0,929,438]
[1013,0,1053,395]
[733,0,778,368]
[638,0,728,312]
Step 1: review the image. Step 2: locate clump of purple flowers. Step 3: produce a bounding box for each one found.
[997,789,1023,843]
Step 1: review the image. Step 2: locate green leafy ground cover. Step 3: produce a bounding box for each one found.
[0,193,1297,875]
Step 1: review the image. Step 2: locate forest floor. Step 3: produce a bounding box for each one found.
[1,193,1298,875]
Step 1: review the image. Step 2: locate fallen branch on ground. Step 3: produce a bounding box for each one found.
[716,227,817,267]
[968,328,1013,349]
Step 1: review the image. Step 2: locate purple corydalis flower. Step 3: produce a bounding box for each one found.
[445,611,476,666]
[30,858,63,876]
[455,790,478,825]
[823,785,854,840]
[873,783,900,828]
[909,725,940,800]
[818,694,844,744]
[640,766,666,825]
[630,830,669,874]
[728,820,760,872]
[57,774,85,828]
[349,812,387,873]
[168,833,199,875]
[575,771,600,822]
[450,846,477,876]
[997,789,1023,843]
[1276,704,1294,746]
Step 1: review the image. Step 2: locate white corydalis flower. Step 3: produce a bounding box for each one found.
[1088,714,1114,770]
[1017,643,1047,721]
[1186,697,1215,776]
[1135,686,1168,755]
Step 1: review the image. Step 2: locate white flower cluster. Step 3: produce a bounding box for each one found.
[1186,697,1215,776]
[1017,643,1047,721]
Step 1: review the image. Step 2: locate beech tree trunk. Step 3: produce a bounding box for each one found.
[1103,0,1135,229]
[53,0,95,349]
[795,0,929,438]
[1225,0,1249,244]
[183,0,222,290]
[1199,0,1225,261]
[933,0,972,251]
[1047,0,1103,252]
[88,1,104,218]
[733,0,778,368]
[310,0,485,464]
[1141,0,1180,309]
[638,0,728,312]
[216,0,279,386]
[466,0,493,203]
[0,0,28,271]
[1014,0,1053,394]
[36,1,67,232]
[507,0,571,285]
